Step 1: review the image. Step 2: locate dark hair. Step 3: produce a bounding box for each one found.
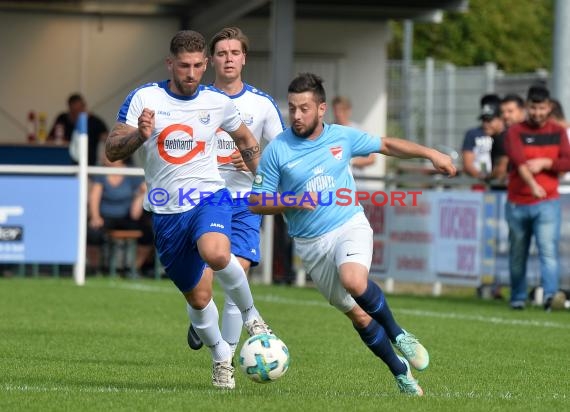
[480,93,501,108]
[67,93,84,106]
[170,30,206,56]
[209,27,249,57]
[501,93,525,108]
[288,73,326,104]
[550,99,565,120]
[527,84,550,103]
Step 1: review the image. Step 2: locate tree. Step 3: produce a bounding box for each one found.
[388,0,554,73]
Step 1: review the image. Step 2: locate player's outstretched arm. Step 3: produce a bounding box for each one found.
[249,192,318,215]
[106,108,154,162]
[380,137,457,177]
[228,123,261,174]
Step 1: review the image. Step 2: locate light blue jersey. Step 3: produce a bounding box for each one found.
[252,123,381,238]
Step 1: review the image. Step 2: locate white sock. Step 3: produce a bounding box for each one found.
[215,254,260,324]
[221,295,243,355]
[187,300,231,362]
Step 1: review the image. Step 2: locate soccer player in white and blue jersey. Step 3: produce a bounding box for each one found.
[250,73,457,396]
[105,30,273,390]
[186,28,285,354]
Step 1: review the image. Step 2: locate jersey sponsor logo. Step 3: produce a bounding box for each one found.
[157,110,171,116]
[157,124,205,165]
[216,128,239,165]
[199,111,210,125]
[210,222,225,229]
[286,159,303,169]
[330,146,343,160]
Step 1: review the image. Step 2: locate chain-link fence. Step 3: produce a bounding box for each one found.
[387,59,550,154]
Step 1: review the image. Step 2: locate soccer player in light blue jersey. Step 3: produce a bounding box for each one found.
[250,73,457,396]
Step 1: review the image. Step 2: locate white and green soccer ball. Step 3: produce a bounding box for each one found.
[239,334,290,383]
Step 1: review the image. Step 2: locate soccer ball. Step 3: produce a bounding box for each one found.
[239,334,290,383]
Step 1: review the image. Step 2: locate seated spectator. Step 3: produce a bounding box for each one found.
[86,154,153,275]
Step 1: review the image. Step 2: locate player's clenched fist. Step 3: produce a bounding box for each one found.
[138,108,155,140]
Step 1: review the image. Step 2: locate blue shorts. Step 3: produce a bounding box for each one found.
[152,189,232,293]
[231,200,262,266]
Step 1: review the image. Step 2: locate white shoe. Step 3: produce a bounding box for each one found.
[244,318,273,337]
[212,359,235,389]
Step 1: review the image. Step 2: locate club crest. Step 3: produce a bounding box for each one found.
[330,146,343,160]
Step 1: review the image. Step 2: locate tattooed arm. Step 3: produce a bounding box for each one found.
[105,108,154,162]
[228,123,261,174]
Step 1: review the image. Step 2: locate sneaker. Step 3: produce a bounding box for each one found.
[187,324,203,350]
[394,330,429,371]
[550,291,567,311]
[212,359,235,389]
[244,318,273,337]
[395,357,424,396]
[510,301,525,310]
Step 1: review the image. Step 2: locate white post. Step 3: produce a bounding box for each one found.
[261,214,274,285]
[432,281,442,297]
[74,112,88,286]
[384,277,394,293]
[424,57,434,148]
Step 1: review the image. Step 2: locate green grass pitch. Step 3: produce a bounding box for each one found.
[1,277,568,411]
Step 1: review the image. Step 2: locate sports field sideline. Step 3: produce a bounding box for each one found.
[1,277,568,411]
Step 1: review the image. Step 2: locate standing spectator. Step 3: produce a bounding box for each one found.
[504,84,570,310]
[105,30,273,389]
[501,93,526,127]
[186,27,286,353]
[332,96,376,173]
[549,99,570,132]
[48,93,108,166]
[461,94,506,183]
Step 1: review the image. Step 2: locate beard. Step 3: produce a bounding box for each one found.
[292,117,319,138]
[172,78,198,97]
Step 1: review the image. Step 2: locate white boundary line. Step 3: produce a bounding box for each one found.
[98,282,570,330]
[1,383,567,401]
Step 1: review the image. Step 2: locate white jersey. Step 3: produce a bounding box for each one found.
[215,83,284,198]
[117,81,242,214]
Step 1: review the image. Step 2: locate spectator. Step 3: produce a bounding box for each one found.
[48,93,108,166]
[86,154,153,276]
[504,84,570,310]
[332,96,376,173]
[461,94,507,184]
[501,93,526,127]
[549,99,570,131]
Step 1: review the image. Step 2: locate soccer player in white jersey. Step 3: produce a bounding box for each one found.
[105,30,273,390]
[186,27,285,354]
[249,73,457,396]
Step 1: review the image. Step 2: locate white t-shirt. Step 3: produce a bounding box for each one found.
[117,81,242,213]
[215,83,284,198]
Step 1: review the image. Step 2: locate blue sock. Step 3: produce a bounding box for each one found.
[353,279,404,341]
[354,319,406,376]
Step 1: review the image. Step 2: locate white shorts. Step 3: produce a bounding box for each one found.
[294,212,373,313]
